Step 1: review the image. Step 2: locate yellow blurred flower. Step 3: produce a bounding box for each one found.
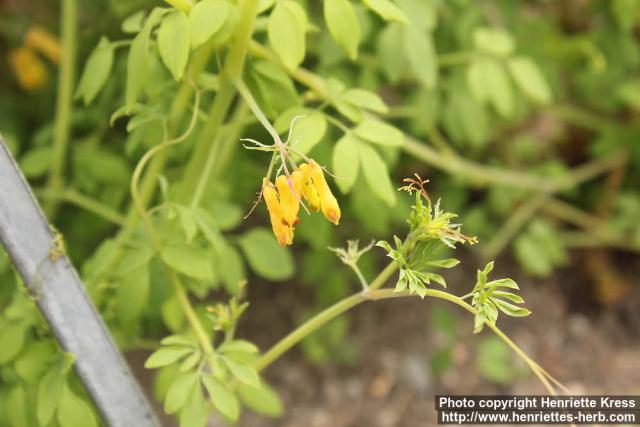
[8,47,48,91]
[25,25,61,64]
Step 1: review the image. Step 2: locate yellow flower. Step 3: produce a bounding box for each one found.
[298,163,320,211]
[262,179,293,246]
[309,160,341,225]
[8,47,48,91]
[25,25,61,64]
[275,174,302,227]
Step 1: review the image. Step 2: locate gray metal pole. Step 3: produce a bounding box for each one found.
[0,138,161,427]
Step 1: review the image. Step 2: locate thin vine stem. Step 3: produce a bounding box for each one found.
[130,89,215,357]
[35,189,126,225]
[255,261,567,398]
[45,0,76,217]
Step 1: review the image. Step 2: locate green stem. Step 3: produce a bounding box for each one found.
[248,41,628,194]
[35,189,126,225]
[255,262,398,371]
[190,103,250,207]
[364,288,564,394]
[438,51,474,67]
[233,78,281,143]
[130,91,215,357]
[254,293,366,371]
[45,0,76,217]
[255,274,565,397]
[482,193,548,260]
[179,0,260,198]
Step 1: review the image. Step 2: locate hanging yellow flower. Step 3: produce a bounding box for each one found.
[298,163,320,212]
[263,161,341,245]
[262,179,293,246]
[308,160,341,226]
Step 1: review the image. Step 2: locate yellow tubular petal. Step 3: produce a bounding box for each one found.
[275,175,300,227]
[309,161,341,225]
[263,179,293,246]
[299,163,321,211]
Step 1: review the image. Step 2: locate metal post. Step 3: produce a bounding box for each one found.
[0,138,161,427]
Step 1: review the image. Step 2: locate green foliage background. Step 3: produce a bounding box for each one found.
[1,0,639,425]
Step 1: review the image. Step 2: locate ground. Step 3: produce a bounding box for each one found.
[133,250,640,427]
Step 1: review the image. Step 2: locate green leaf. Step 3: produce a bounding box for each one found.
[57,385,98,427]
[237,381,283,417]
[238,228,294,281]
[404,26,438,89]
[493,299,531,317]
[189,0,230,49]
[492,291,524,304]
[507,57,552,105]
[324,0,361,60]
[161,335,194,347]
[37,369,65,425]
[6,385,28,427]
[158,10,190,80]
[467,58,514,118]
[339,88,388,113]
[487,278,519,290]
[219,339,259,354]
[612,0,640,31]
[176,205,198,242]
[476,337,514,384]
[117,262,149,324]
[426,258,460,269]
[179,387,207,427]
[202,375,240,422]
[363,0,408,23]
[398,0,437,31]
[376,23,406,83]
[268,0,307,70]
[332,133,360,193]
[218,243,246,294]
[20,146,52,178]
[164,373,199,414]
[358,142,396,206]
[14,342,54,383]
[0,322,27,364]
[125,27,150,111]
[75,36,114,105]
[179,350,201,372]
[354,118,404,147]
[122,10,145,33]
[223,357,260,387]
[472,27,515,57]
[145,347,193,369]
[161,244,214,281]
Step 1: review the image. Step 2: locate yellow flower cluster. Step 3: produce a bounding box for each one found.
[8,25,60,91]
[263,161,341,246]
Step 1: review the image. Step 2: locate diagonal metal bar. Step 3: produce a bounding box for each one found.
[0,138,161,427]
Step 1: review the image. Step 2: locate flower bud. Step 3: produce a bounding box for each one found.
[309,161,341,225]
